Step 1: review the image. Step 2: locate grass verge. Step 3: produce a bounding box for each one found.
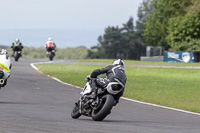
[35,63,200,113]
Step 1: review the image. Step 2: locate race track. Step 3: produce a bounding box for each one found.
[0,59,200,133]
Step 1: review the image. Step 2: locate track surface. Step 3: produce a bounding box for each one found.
[0,59,200,133]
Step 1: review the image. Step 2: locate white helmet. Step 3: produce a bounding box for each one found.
[16,38,20,42]
[112,59,125,66]
[48,38,52,41]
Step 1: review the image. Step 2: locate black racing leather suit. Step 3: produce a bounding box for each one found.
[90,64,127,101]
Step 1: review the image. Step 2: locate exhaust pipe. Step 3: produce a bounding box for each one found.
[0,79,4,85]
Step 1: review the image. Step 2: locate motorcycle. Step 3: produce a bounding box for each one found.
[13,46,22,62]
[47,49,55,61]
[71,77,122,121]
[0,49,11,89]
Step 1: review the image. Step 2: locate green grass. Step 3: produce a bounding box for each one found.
[80,59,200,66]
[35,63,200,113]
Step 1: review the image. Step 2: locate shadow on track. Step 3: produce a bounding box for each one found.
[72,117,168,125]
[71,117,139,123]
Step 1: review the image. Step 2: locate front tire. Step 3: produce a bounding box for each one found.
[49,57,53,61]
[92,94,114,121]
[15,57,19,61]
[71,102,81,119]
[14,52,19,62]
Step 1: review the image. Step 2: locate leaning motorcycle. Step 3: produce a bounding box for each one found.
[71,77,123,121]
[0,50,11,89]
[13,46,22,62]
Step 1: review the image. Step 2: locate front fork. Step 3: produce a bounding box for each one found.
[79,96,99,115]
[79,97,82,114]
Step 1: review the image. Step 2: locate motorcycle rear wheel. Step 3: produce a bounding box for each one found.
[49,52,54,61]
[71,102,81,119]
[92,94,114,121]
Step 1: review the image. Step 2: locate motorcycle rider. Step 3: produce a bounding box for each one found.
[45,38,56,56]
[87,59,127,105]
[11,38,24,56]
[0,49,12,89]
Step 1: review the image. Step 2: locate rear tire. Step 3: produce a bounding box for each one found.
[50,57,53,61]
[92,94,114,121]
[71,102,81,119]
[49,52,54,61]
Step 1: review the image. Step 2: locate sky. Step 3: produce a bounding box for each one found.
[0,0,143,48]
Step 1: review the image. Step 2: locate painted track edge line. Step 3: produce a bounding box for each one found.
[30,61,200,117]
[121,97,200,116]
[30,62,81,89]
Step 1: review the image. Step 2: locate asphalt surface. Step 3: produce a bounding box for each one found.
[0,58,200,133]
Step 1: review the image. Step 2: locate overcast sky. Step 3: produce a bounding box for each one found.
[0,0,143,29]
[0,0,143,47]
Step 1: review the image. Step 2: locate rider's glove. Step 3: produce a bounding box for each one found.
[86,75,91,81]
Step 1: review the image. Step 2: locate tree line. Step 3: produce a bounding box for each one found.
[88,0,200,60]
[0,46,88,60]
[87,16,146,60]
[144,0,200,51]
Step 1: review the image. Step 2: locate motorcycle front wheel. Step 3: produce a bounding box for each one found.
[92,94,114,121]
[71,101,81,119]
[14,51,19,62]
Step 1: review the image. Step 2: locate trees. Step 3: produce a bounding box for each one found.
[88,26,123,59]
[3,46,88,59]
[88,17,146,60]
[167,1,200,51]
[144,0,200,51]
[136,0,154,32]
[167,14,200,51]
